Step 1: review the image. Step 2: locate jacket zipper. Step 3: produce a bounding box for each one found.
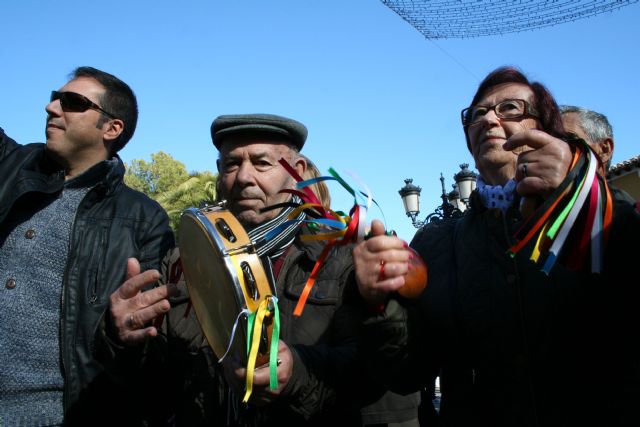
[89,227,107,304]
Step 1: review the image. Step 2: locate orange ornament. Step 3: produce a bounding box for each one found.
[397,248,428,299]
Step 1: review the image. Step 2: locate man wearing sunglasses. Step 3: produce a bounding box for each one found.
[0,67,174,426]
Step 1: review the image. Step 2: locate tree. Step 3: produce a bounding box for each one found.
[124,152,218,230]
[156,171,218,229]
[125,151,190,196]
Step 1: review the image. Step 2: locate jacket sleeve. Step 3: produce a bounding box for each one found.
[135,199,176,273]
[361,298,412,381]
[149,247,244,425]
[92,197,175,386]
[0,127,20,162]
[280,254,363,419]
[599,189,640,421]
[360,220,457,395]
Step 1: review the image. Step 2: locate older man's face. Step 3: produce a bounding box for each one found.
[217,138,305,228]
[562,112,612,175]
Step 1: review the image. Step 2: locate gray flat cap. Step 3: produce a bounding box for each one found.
[211,113,307,150]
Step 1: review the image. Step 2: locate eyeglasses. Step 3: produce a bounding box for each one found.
[50,91,116,119]
[461,99,538,127]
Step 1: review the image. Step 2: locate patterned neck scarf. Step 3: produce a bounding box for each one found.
[246,195,305,261]
[476,176,517,212]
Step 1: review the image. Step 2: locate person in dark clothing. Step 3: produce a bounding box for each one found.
[353,66,640,427]
[0,67,174,426]
[303,155,423,427]
[110,114,383,426]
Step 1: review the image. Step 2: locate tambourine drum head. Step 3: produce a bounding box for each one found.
[179,211,246,362]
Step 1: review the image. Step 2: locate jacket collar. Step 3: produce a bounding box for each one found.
[22,145,125,194]
[56,154,124,198]
[469,189,523,218]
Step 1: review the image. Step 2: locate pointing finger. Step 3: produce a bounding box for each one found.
[503,129,559,152]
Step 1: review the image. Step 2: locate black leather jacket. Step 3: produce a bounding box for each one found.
[0,128,175,424]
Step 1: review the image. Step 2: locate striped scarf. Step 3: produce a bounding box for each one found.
[246,195,305,261]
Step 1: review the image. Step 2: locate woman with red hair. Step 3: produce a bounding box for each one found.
[354,66,640,426]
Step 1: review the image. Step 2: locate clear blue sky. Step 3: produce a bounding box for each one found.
[2,0,639,241]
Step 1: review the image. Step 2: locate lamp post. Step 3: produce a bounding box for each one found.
[453,163,477,209]
[398,178,422,227]
[399,164,477,228]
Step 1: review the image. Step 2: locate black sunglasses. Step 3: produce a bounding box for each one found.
[50,91,116,119]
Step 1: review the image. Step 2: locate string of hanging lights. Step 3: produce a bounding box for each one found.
[381,0,639,39]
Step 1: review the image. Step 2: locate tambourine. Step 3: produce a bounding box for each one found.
[178,206,274,366]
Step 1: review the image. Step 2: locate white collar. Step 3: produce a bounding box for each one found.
[476,176,517,212]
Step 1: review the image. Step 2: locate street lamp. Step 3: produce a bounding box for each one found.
[453,163,477,208]
[399,164,477,228]
[398,178,422,226]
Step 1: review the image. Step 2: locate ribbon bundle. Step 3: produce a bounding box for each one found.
[262,158,377,316]
[218,261,281,402]
[242,295,280,402]
[507,139,613,274]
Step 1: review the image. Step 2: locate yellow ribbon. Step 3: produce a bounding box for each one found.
[242,298,271,403]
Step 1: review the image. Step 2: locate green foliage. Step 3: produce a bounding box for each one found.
[156,171,218,229]
[124,152,218,230]
[125,152,190,196]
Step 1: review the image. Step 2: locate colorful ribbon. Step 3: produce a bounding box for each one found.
[269,159,379,315]
[507,139,612,274]
[243,295,280,402]
[224,246,281,402]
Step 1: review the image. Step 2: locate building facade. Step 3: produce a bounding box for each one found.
[608,155,640,201]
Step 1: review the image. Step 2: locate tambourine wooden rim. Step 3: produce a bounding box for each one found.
[178,207,273,365]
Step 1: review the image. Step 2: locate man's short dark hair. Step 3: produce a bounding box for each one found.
[72,66,138,153]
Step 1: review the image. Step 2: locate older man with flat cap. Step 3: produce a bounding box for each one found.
[109,113,369,426]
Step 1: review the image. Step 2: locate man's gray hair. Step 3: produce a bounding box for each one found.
[560,105,613,169]
[559,105,613,144]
